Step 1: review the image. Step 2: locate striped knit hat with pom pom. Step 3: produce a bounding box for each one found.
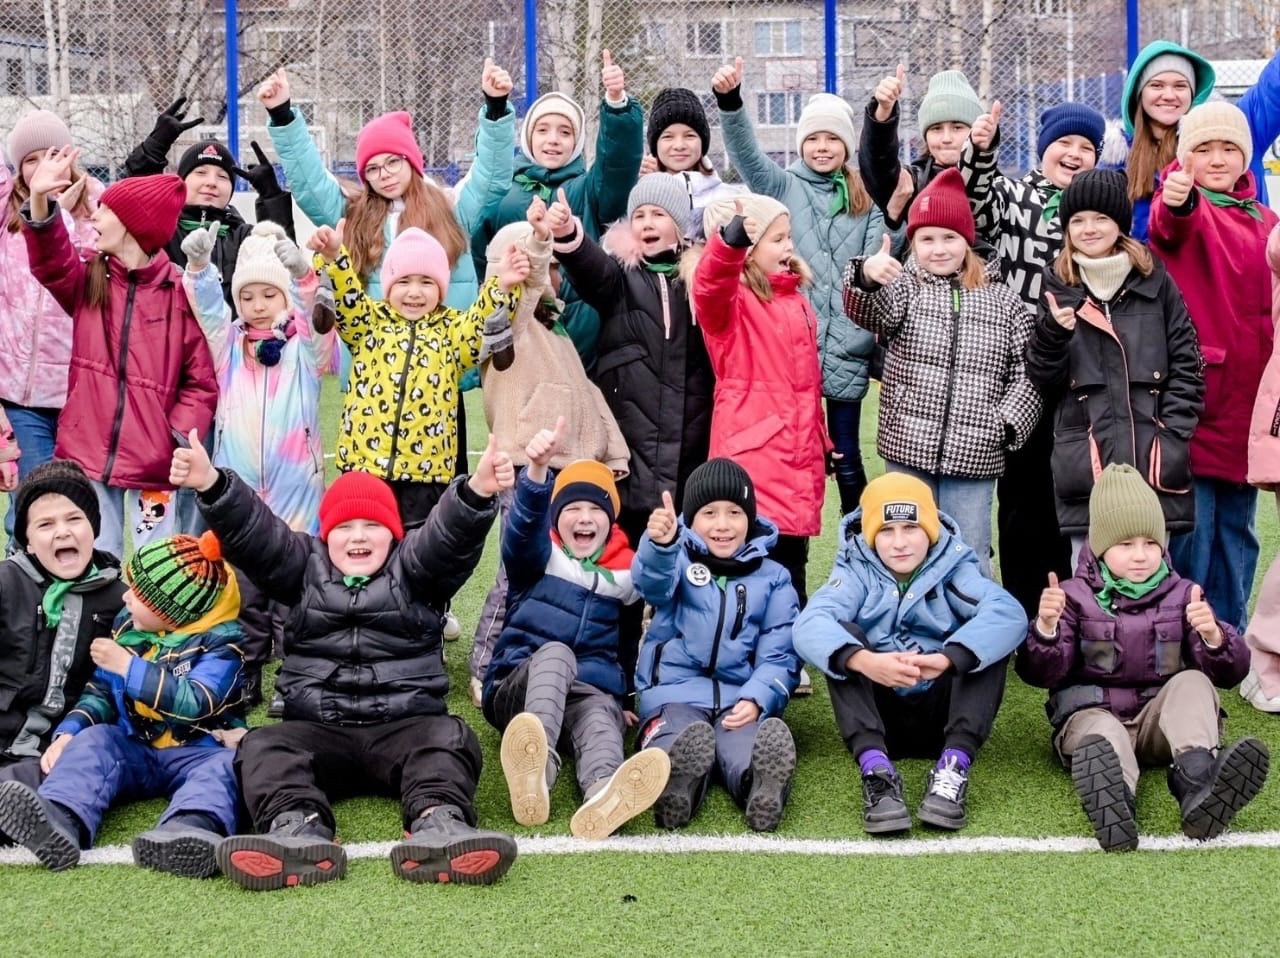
[125,531,230,628]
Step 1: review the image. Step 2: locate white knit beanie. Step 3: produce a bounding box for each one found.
[795,93,858,160]
[520,93,587,164]
[1177,101,1253,170]
[232,221,293,303]
[702,193,790,247]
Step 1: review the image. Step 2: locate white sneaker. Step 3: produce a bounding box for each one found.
[794,667,814,696]
[442,611,462,642]
[469,676,484,709]
[1241,670,1280,713]
[570,748,671,840]
[500,712,551,826]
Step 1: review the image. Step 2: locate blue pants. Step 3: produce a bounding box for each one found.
[38,725,238,844]
[827,398,868,516]
[1169,477,1259,635]
[886,462,996,578]
[2,403,59,545]
[639,702,761,808]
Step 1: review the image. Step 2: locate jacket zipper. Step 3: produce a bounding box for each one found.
[729,583,746,640]
[101,276,139,485]
[384,321,419,479]
[1083,298,1138,461]
[933,283,963,469]
[649,639,669,686]
[707,585,728,712]
[258,363,270,498]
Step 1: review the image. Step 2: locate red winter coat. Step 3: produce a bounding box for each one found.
[22,210,216,490]
[690,232,828,537]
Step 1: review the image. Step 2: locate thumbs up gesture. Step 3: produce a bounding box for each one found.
[970,100,1002,152]
[545,187,574,239]
[525,416,565,470]
[470,434,514,497]
[874,64,907,122]
[170,429,218,493]
[308,217,346,261]
[1036,572,1067,636]
[482,57,513,98]
[601,49,626,101]
[861,233,903,287]
[712,56,745,95]
[647,490,680,546]
[1161,168,1195,209]
[1044,291,1078,332]
[1186,584,1224,646]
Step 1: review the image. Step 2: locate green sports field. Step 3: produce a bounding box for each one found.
[2,383,1279,958]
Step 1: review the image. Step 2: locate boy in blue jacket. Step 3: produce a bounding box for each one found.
[794,473,1024,834]
[634,458,801,832]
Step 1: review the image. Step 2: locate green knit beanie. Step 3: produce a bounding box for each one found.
[917,70,983,133]
[125,531,229,628]
[1088,464,1167,557]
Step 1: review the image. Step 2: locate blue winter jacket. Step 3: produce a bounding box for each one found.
[794,509,1025,694]
[633,519,800,720]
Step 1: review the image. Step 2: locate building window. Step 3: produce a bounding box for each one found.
[686,21,723,57]
[754,21,802,56]
[4,59,21,95]
[756,91,803,127]
[643,22,668,52]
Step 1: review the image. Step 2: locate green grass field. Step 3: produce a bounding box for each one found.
[2,381,1280,957]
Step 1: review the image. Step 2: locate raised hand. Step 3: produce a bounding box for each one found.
[55,174,87,212]
[149,96,204,148]
[170,428,218,491]
[274,235,311,279]
[180,222,220,272]
[862,234,903,286]
[1186,584,1223,646]
[232,140,284,197]
[1162,168,1194,208]
[525,415,565,469]
[307,217,345,261]
[1045,291,1078,331]
[639,154,660,176]
[970,100,1002,151]
[498,243,532,291]
[601,49,626,100]
[470,434,514,497]
[1036,572,1067,635]
[257,68,291,110]
[712,56,745,95]
[482,57,514,98]
[874,64,906,122]
[646,490,679,545]
[28,146,80,199]
[526,195,551,239]
[886,168,916,222]
[545,187,574,238]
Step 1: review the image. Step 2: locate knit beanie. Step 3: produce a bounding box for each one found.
[125,531,229,629]
[795,93,858,160]
[627,173,692,238]
[907,167,975,246]
[380,227,451,299]
[1088,463,1167,557]
[1177,101,1253,170]
[319,470,404,542]
[917,70,983,133]
[1138,53,1198,99]
[232,221,293,302]
[648,88,711,161]
[1057,168,1132,233]
[7,110,73,167]
[12,460,100,550]
[520,92,587,165]
[551,459,620,527]
[98,173,187,254]
[1122,42,1215,134]
[178,140,238,183]
[702,193,790,247]
[355,111,425,183]
[1037,102,1106,159]
[860,473,941,545]
[682,458,756,527]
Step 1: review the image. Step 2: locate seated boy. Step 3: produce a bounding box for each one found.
[484,419,668,840]
[633,458,801,832]
[0,529,244,878]
[172,429,519,889]
[794,473,1025,834]
[1018,463,1269,851]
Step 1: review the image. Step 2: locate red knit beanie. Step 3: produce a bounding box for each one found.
[907,167,975,247]
[355,112,425,183]
[319,471,404,541]
[98,173,187,254]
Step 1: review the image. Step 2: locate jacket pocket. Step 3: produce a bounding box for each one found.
[1079,618,1118,675]
[1051,422,1100,500]
[593,343,647,383]
[516,382,574,445]
[1152,617,1185,676]
[722,414,786,457]
[1147,425,1192,495]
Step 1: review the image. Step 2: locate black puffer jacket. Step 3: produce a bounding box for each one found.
[164,201,297,307]
[198,469,498,725]
[857,99,949,231]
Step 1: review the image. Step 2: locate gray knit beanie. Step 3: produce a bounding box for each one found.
[627,173,692,238]
[917,71,983,133]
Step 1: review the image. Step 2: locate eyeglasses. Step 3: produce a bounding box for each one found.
[363,155,406,180]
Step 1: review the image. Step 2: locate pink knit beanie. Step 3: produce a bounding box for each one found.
[355,112,425,183]
[380,227,450,298]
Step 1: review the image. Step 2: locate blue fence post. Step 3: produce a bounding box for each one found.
[524,0,538,109]
[824,0,837,93]
[1126,0,1139,69]
[226,0,239,160]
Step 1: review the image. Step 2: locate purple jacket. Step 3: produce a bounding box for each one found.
[1016,550,1248,728]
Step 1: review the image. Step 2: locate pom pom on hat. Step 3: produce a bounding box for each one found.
[859,473,941,546]
[380,227,451,300]
[647,88,711,162]
[319,471,404,542]
[907,167,975,246]
[355,112,425,183]
[98,174,187,254]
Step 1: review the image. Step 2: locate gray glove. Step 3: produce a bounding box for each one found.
[312,270,337,335]
[274,238,311,280]
[479,306,514,371]
[180,223,219,271]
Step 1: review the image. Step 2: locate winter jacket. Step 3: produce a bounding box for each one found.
[471,96,644,369]
[1016,548,1248,728]
[268,104,514,307]
[21,207,218,490]
[794,509,1026,690]
[844,254,1041,479]
[0,552,124,759]
[1149,167,1279,484]
[197,467,497,725]
[185,262,336,535]
[326,248,518,483]
[1026,261,1204,535]
[690,230,829,538]
[670,168,745,242]
[1247,225,1280,488]
[557,222,713,515]
[857,99,950,231]
[720,103,889,401]
[484,469,640,701]
[633,519,800,720]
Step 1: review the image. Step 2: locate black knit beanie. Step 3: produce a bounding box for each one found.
[1057,169,1133,233]
[682,458,757,526]
[178,141,238,183]
[13,460,101,549]
[648,88,711,162]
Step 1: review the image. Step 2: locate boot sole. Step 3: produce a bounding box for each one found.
[216,835,347,891]
[744,718,797,832]
[391,830,517,884]
[863,809,913,835]
[0,781,79,871]
[654,722,717,829]
[570,749,671,840]
[132,830,221,879]
[500,712,551,826]
[918,794,968,831]
[1181,738,1270,841]
[1071,736,1138,852]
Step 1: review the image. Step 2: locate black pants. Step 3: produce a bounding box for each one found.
[235,715,483,833]
[828,657,1010,761]
[997,415,1071,616]
[768,534,810,609]
[387,480,450,532]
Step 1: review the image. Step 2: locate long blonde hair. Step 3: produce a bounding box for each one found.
[344,175,466,286]
[743,251,812,301]
[1125,109,1178,204]
[1053,233,1153,286]
[837,163,873,218]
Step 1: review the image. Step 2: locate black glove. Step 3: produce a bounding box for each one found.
[232,141,284,198]
[721,214,753,249]
[146,96,204,153]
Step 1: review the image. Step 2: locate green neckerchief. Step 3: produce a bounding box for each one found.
[115,624,191,651]
[829,169,851,215]
[560,542,616,585]
[536,297,570,336]
[643,260,679,275]
[1040,186,1064,222]
[1094,560,1171,616]
[343,575,371,589]
[179,218,232,237]
[41,564,101,629]
[895,567,923,597]
[1198,187,1264,222]
[514,173,553,202]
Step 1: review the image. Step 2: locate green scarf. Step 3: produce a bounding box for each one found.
[643,260,679,275]
[514,173,553,202]
[42,565,100,629]
[560,542,616,585]
[343,575,371,589]
[829,170,851,215]
[1198,187,1264,222]
[1094,560,1170,616]
[1040,187,1064,222]
[115,625,190,651]
[179,219,231,237]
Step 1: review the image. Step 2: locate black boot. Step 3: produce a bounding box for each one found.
[391,804,517,885]
[1071,735,1138,851]
[216,809,346,891]
[0,780,81,870]
[1168,739,1270,841]
[241,668,264,711]
[133,812,224,879]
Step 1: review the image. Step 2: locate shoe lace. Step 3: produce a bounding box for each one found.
[929,759,967,802]
[864,768,901,805]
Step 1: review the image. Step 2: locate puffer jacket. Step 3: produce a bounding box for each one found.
[1016,546,1248,728]
[844,254,1041,479]
[1247,224,1280,488]
[1026,261,1204,535]
[857,99,950,230]
[633,518,799,720]
[197,468,497,725]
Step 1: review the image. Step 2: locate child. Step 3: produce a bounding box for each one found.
[1149,102,1280,635]
[172,426,519,889]
[693,195,829,606]
[0,529,244,878]
[633,458,800,832]
[21,152,218,558]
[844,168,1041,576]
[483,424,669,840]
[1026,169,1204,567]
[793,473,1026,834]
[712,58,888,514]
[1017,463,1268,850]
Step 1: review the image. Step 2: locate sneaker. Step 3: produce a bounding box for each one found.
[918,756,970,830]
[0,780,80,871]
[570,748,671,840]
[216,810,346,891]
[653,721,716,829]
[442,610,462,642]
[391,805,517,885]
[500,712,551,826]
[794,668,814,697]
[1240,670,1280,713]
[1071,735,1138,852]
[132,827,222,879]
[744,718,797,832]
[266,691,285,720]
[1170,738,1270,841]
[469,676,484,710]
[861,767,911,835]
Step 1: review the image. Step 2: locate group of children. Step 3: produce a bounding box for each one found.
[1,38,1279,888]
